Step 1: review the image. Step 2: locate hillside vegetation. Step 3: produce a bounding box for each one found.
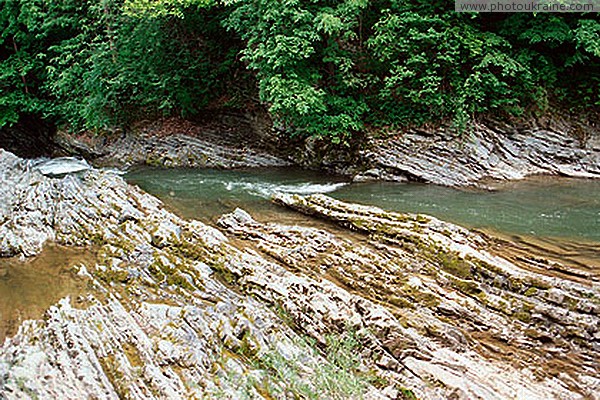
[1,0,599,142]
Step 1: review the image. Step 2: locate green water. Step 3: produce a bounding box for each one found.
[125,167,348,224]
[126,168,600,243]
[335,178,600,243]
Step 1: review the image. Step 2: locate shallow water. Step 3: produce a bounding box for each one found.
[126,168,600,244]
[0,245,93,342]
[334,177,600,243]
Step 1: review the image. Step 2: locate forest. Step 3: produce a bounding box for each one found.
[1,0,599,143]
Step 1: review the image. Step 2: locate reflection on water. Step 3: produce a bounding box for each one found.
[0,245,93,342]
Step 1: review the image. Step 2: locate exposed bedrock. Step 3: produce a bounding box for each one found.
[54,117,290,169]
[53,115,600,187]
[0,149,390,399]
[220,194,599,399]
[0,149,598,399]
[353,120,600,186]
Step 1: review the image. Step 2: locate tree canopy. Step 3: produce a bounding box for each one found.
[1,0,599,141]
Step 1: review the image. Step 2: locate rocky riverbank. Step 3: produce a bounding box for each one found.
[54,117,290,169]
[0,149,598,399]
[51,116,600,188]
[351,118,600,186]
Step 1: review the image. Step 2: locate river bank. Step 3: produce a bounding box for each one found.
[0,149,598,399]
[48,115,600,189]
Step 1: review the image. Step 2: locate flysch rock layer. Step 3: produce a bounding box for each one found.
[220,194,599,399]
[1,149,598,399]
[0,149,389,399]
[54,123,290,169]
[355,120,600,186]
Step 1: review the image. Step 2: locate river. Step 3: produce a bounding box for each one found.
[125,167,600,280]
[126,167,600,240]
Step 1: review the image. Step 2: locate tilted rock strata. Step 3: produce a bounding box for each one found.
[1,150,598,399]
[356,121,600,186]
[55,128,290,169]
[0,150,386,399]
[98,133,290,169]
[54,117,600,187]
[221,194,599,399]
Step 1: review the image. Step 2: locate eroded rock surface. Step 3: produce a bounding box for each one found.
[55,116,600,188]
[0,150,390,399]
[54,118,290,169]
[355,120,600,186]
[1,149,598,399]
[220,194,600,399]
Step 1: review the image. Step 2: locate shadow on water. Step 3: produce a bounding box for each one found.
[0,245,94,342]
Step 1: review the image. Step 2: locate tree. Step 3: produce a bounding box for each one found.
[1,0,598,140]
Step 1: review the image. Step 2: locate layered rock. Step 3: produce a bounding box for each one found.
[54,118,290,169]
[219,194,600,399]
[354,120,600,186]
[0,150,388,399]
[1,150,598,399]
[54,115,600,187]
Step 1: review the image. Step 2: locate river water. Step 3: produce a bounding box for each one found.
[126,167,600,243]
[125,167,600,280]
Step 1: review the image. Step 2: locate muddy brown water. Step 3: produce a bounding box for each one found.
[0,245,94,342]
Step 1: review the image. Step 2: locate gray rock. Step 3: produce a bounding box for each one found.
[0,149,391,399]
[355,121,600,186]
[34,157,91,177]
[1,149,598,399]
[55,128,290,169]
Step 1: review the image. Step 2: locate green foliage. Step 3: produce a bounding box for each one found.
[45,0,243,130]
[575,20,600,58]
[1,0,244,131]
[1,0,598,139]
[496,14,600,107]
[223,0,371,143]
[223,0,598,137]
[368,10,539,129]
[252,330,374,399]
[0,0,52,126]
[124,0,211,17]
